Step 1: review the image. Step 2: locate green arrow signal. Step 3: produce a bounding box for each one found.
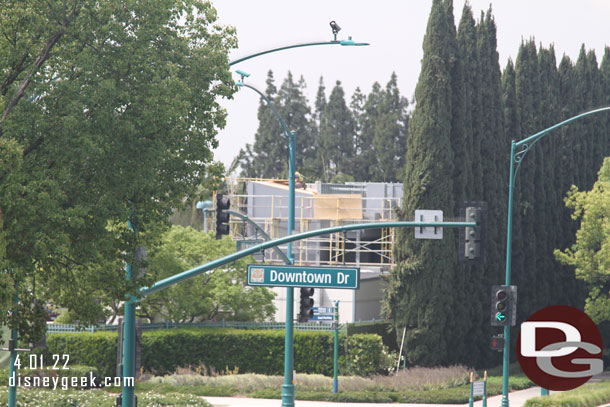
[495,312,506,322]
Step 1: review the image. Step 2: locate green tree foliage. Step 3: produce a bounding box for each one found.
[237,72,410,183]
[278,73,316,178]
[238,70,282,179]
[0,0,237,341]
[366,74,409,182]
[238,71,314,180]
[318,81,356,182]
[384,0,457,366]
[140,225,276,323]
[555,158,610,322]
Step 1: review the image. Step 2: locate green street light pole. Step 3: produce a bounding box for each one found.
[501,106,610,407]
[235,75,297,405]
[121,219,137,407]
[117,24,368,407]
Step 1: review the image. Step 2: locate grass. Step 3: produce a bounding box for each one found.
[525,381,610,407]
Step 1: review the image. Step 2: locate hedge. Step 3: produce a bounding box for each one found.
[345,320,399,351]
[41,328,392,378]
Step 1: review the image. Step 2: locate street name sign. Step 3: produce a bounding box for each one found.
[310,306,335,322]
[247,265,359,289]
[312,307,334,314]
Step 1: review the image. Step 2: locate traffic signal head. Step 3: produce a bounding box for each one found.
[298,287,314,322]
[215,194,231,240]
[459,201,487,264]
[491,285,517,326]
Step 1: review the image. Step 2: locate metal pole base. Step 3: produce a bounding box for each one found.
[501,395,509,407]
[333,378,338,393]
[281,384,295,407]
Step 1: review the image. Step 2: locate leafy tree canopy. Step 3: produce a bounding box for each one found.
[139,225,276,323]
[0,0,237,343]
[555,157,610,323]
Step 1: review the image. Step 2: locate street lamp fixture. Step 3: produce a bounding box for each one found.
[229,22,368,66]
[329,20,341,39]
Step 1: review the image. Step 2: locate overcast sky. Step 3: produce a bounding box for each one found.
[211,1,610,170]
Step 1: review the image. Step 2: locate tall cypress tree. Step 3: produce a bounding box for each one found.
[574,48,592,189]
[276,72,314,178]
[472,8,507,366]
[457,4,478,200]
[601,48,610,159]
[238,70,282,178]
[349,86,368,181]
[535,47,557,305]
[358,82,384,181]
[513,40,541,320]
[585,51,606,185]
[237,71,313,179]
[318,81,356,182]
[384,0,457,366]
[371,73,409,182]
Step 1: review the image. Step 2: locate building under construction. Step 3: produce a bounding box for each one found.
[227,178,403,270]
[222,178,404,323]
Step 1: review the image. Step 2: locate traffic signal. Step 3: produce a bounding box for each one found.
[491,285,517,326]
[298,288,314,322]
[459,202,487,264]
[491,334,505,351]
[215,194,231,240]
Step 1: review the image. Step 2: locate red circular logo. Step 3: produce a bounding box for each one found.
[517,305,603,391]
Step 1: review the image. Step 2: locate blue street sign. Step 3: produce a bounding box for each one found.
[310,314,334,321]
[247,265,360,289]
[312,307,334,314]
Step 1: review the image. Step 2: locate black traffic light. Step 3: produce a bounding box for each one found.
[459,202,487,264]
[215,194,231,240]
[298,288,314,322]
[491,285,517,326]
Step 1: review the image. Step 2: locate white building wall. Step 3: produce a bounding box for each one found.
[269,270,385,323]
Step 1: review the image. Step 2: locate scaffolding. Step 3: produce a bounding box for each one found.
[223,178,403,270]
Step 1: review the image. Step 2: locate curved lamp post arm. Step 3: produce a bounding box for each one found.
[236,80,290,137]
[510,106,610,188]
[229,38,369,66]
[501,105,610,407]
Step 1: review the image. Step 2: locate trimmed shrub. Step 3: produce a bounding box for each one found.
[42,331,117,377]
[345,320,399,351]
[42,328,392,377]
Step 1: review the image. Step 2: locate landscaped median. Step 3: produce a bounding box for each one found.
[0,365,535,405]
[133,367,534,404]
[524,381,610,407]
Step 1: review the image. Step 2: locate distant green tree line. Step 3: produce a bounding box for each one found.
[236,71,410,183]
[385,0,610,367]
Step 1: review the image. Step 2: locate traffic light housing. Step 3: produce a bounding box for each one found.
[459,201,487,264]
[215,194,230,240]
[491,285,517,326]
[491,334,505,351]
[298,287,314,322]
